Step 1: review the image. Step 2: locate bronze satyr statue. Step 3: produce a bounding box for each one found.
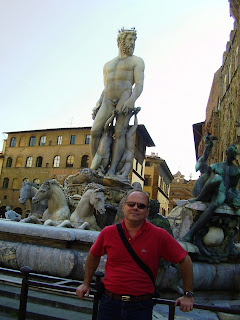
[184,144,240,242]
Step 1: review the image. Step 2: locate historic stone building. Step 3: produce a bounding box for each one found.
[143,153,173,216]
[193,1,240,167]
[0,125,154,216]
[168,171,195,213]
[0,152,3,179]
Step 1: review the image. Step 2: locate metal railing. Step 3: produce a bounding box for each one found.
[18,266,102,320]
[152,297,240,319]
[1,266,239,320]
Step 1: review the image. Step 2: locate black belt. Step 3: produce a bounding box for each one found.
[104,289,152,302]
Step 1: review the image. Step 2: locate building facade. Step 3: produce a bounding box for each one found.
[143,153,173,216]
[0,125,154,216]
[168,171,195,213]
[193,2,240,168]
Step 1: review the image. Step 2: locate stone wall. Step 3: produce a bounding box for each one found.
[218,23,240,161]
[196,20,240,167]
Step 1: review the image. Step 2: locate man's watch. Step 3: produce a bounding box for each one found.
[184,291,194,298]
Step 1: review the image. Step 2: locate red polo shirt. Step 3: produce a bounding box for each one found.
[90,220,187,296]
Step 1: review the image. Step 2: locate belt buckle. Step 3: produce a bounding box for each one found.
[121,295,131,301]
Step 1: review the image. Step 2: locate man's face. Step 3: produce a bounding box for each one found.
[122,33,136,55]
[122,191,149,224]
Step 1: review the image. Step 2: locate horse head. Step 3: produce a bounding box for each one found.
[19,181,38,205]
[89,188,106,215]
[32,180,51,203]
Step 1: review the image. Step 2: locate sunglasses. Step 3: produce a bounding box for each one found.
[125,201,148,209]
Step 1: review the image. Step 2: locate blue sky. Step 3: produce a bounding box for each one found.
[0,0,234,179]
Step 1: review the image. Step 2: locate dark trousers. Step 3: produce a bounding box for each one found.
[97,294,153,320]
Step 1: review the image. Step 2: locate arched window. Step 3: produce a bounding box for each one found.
[36,156,43,167]
[135,160,138,171]
[144,175,151,186]
[0,206,6,218]
[70,135,76,144]
[53,155,60,167]
[66,155,74,167]
[14,207,22,215]
[16,156,22,167]
[26,157,33,167]
[39,136,46,146]
[6,157,13,168]
[81,155,89,168]
[3,178,9,188]
[10,137,16,147]
[85,135,91,144]
[29,136,36,146]
[57,136,62,145]
[12,178,19,189]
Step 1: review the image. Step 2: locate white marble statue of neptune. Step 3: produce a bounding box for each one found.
[90,28,145,176]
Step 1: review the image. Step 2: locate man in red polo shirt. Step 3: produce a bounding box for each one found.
[76,190,194,319]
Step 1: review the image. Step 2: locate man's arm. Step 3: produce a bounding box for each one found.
[122,58,145,114]
[175,255,194,312]
[76,252,101,299]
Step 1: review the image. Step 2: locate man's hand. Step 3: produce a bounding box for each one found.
[76,283,91,300]
[122,99,134,115]
[175,296,194,312]
[76,253,100,299]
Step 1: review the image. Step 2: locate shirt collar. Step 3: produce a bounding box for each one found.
[121,219,151,231]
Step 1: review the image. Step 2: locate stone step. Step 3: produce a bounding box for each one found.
[0,282,93,312]
[0,311,19,320]
[0,295,92,320]
[0,282,93,320]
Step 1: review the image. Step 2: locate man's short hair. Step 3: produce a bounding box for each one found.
[117,27,137,47]
[124,189,149,207]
